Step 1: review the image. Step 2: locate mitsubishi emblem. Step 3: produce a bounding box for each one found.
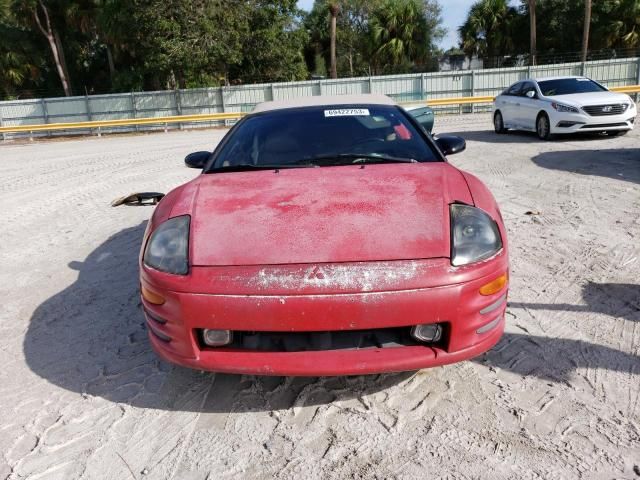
[308,266,325,280]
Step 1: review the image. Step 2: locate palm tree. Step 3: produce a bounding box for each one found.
[0,50,38,98]
[0,2,45,98]
[370,0,428,73]
[459,0,518,68]
[528,0,536,65]
[599,0,640,49]
[328,2,339,79]
[581,0,591,62]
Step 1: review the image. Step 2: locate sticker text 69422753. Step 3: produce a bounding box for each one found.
[324,108,370,117]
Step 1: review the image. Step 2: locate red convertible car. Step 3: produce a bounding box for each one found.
[139,94,509,376]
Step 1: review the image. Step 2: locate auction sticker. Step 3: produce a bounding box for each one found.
[324,108,370,117]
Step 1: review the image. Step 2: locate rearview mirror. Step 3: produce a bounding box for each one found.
[525,90,536,98]
[435,135,466,156]
[184,151,211,169]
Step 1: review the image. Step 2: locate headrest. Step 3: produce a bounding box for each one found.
[261,133,300,154]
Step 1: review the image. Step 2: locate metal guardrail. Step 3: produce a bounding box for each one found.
[2,56,638,138]
[0,112,242,134]
[610,85,640,93]
[425,95,496,106]
[1,86,638,136]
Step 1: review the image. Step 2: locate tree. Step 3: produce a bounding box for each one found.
[596,0,639,50]
[337,0,382,76]
[234,0,309,83]
[13,0,73,96]
[98,0,307,89]
[531,0,580,56]
[459,0,520,67]
[581,0,591,61]
[370,0,441,74]
[304,0,385,78]
[0,23,45,98]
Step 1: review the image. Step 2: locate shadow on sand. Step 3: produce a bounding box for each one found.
[23,223,639,412]
[531,147,640,184]
[442,129,621,144]
[510,282,640,323]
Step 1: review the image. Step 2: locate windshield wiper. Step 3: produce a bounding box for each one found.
[207,155,417,173]
[295,154,418,166]
[208,163,315,173]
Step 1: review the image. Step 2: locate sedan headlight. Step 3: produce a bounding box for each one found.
[450,204,502,266]
[551,102,579,113]
[143,216,190,275]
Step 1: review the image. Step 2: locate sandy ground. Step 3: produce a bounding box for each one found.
[1,115,639,480]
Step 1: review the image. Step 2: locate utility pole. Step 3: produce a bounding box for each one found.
[329,3,339,79]
[581,0,592,63]
[529,0,536,66]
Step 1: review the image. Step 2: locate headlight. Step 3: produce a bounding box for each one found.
[450,204,502,266]
[143,216,190,275]
[551,102,579,113]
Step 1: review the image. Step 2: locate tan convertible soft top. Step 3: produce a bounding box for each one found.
[252,94,396,113]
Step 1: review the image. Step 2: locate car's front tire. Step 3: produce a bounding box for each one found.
[536,113,552,140]
[493,111,506,134]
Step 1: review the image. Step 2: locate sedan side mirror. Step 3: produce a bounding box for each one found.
[525,90,536,99]
[435,135,466,156]
[184,151,211,169]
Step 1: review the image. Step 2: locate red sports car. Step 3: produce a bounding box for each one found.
[139,94,509,376]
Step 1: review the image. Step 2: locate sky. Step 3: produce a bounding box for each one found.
[296,0,479,51]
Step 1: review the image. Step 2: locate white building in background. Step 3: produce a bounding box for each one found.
[439,54,483,71]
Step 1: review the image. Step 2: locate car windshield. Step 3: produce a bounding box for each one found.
[538,78,606,96]
[206,104,439,172]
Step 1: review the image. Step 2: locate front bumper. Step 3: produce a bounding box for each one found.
[140,254,508,376]
[549,109,636,133]
[148,322,504,376]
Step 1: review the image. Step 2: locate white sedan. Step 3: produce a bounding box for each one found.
[493,76,637,140]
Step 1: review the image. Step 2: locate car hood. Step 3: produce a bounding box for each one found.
[546,91,630,106]
[186,163,473,266]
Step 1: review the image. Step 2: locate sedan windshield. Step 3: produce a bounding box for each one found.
[206,105,439,172]
[538,78,606,96]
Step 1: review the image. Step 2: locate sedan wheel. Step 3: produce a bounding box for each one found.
[494,111,506,134]
[536,114,552,140]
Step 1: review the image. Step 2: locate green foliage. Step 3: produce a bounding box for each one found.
[304,0,444,77]
[584,0,640,50]
[0,0,309,97]
[370,0,442,74]
[100,0,251,89]
[459,0,640,64]
[231,0,309,83]
[518,0,640,54]
[304,0,384,77]
[312,53,328,77]
[2,0,637,99]
[459,0,521,64]
[0,3,50,98]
